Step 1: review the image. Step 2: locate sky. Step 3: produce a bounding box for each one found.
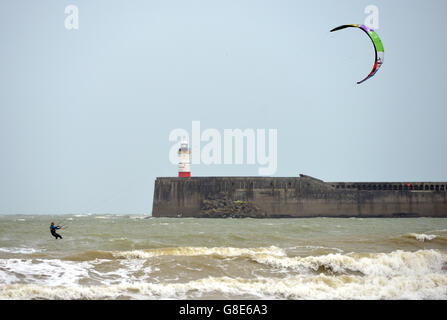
[1,0,446,214]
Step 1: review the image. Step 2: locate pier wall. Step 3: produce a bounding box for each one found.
[152,176,447,218]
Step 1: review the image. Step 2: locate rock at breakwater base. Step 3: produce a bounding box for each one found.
[200,192,266,218]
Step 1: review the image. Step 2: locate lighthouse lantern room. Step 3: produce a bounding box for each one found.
[178,139,191,177]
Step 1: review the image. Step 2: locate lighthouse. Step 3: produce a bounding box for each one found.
[178,139,191,177]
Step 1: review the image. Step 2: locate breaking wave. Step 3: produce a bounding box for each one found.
[251,249,447,276]
[64,246,286,261]
[0,247,43,255]
[0,248,446,300]
[389,233,447,245]
[112,246,286,259]
[407,233,438,242]
[1,272,446,300]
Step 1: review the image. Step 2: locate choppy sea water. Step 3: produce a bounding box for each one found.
[0,214,446,300]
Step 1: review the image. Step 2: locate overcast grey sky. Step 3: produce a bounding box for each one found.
[1,0,446,214]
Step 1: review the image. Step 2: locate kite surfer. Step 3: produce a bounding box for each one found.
[50,222,63,239]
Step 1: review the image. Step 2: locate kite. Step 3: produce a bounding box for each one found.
[330,24,384,84]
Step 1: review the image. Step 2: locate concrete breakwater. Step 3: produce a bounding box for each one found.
[152,175,447,218]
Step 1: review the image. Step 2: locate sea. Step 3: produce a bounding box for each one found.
[0,214,446,300]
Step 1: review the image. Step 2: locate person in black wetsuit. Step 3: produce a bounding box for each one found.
[50,222,63,239]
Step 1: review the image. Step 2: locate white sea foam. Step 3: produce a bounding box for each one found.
[1,272,446,300]
[0,258,101,286]
[288,245,344,253]
[409,233,437,242]
[252,249,447,277]
[0,247,42,254]
[129,216,147,220]
[0,249,446,300]
[88,259,153,285]
[111,246,286,259]
[0,257,154,288]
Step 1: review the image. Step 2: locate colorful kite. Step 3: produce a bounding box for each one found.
[330,24,384,84]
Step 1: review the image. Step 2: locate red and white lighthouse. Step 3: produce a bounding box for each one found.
[178,139,191,177]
